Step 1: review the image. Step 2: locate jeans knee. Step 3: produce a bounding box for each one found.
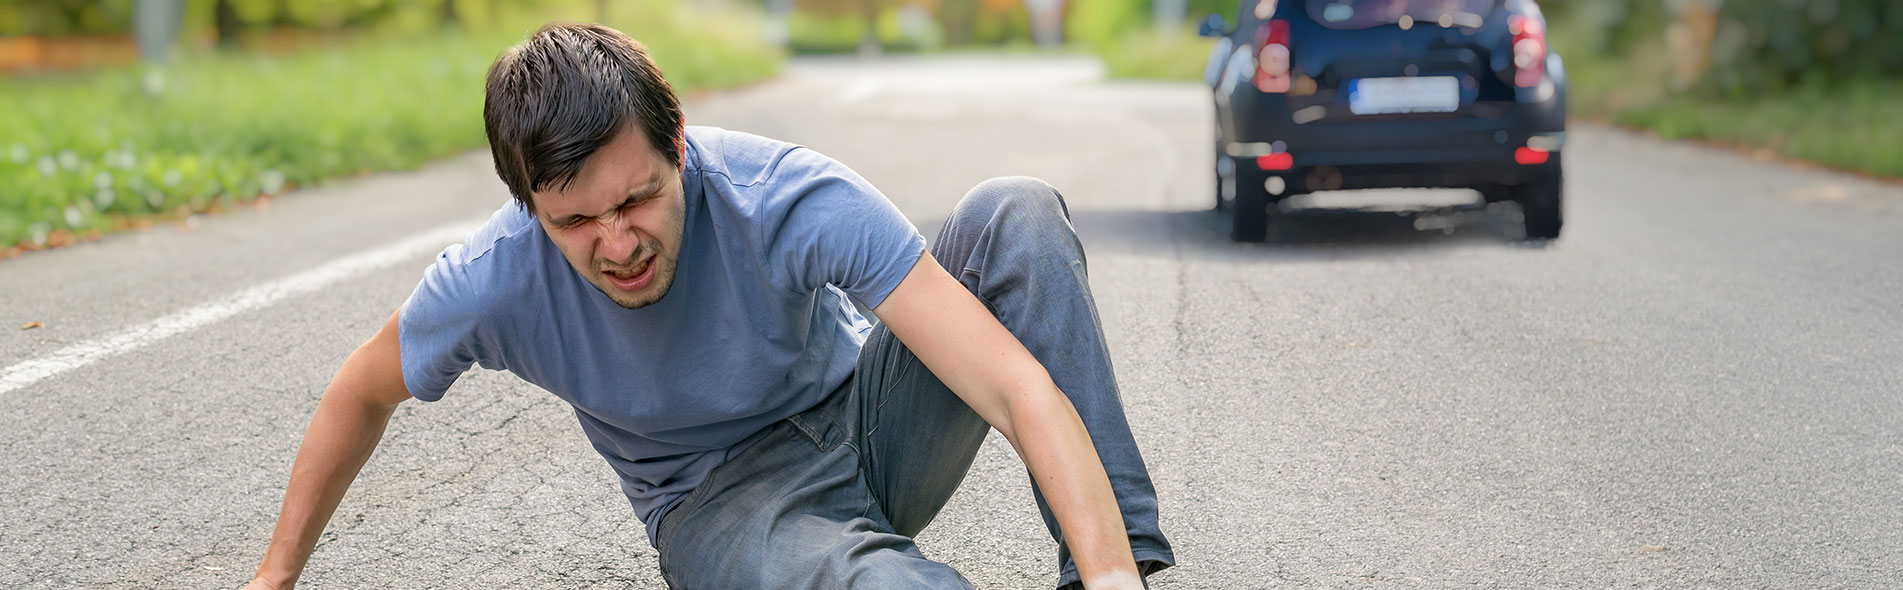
[944,176,1075,248]
[958,176,1067,223]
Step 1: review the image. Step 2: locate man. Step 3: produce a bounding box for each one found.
[244,23,1173,590]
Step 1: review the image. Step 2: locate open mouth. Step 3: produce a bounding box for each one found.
[602,256,655,292]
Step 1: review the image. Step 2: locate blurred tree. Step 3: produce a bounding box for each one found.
[1546,0,1901,96]
[135,0,185,62]
[1709,0,1902,94]
[799,0,936,50]
[9,0,134,36]
[936,0,977,45]
[1067,0,1141,48]
[214,0,242,47]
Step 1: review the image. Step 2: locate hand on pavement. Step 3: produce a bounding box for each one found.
[240,577,288,590]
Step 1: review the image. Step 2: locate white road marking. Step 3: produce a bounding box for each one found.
[837,78,882,102]
[0,221,480,395]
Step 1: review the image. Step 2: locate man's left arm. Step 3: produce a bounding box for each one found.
[872,252,1144,590]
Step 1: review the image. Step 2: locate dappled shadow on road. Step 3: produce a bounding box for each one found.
[1067,202,1545,262]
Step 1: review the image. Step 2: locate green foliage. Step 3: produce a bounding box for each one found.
[0,0,133,36]
[1549,0,1903,95]
[1070,0,1230,81]
[786,8,942,54]
[1072,0,1239,49]
[1608,81,1903,178]
[1187,0,1243,23]
[0,2,784,248]
[1068,0,1147,49]
[1706,0,1903,95]
[1094,27,1218,81]
[1545,2,1903,180]
[0,0,467,36]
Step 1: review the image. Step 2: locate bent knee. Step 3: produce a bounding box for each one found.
[955,176,1069,227]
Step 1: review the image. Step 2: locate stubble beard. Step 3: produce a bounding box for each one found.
[597,241,678,310]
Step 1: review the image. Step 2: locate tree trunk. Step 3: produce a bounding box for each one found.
[214,0,242,49]
[135,0,184,63]
[940,0,976,46]
[860,0,881,55]
[272,0,293,27]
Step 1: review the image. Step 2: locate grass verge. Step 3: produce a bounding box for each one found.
[0,5,782,253]
[1088,30,1217,81]
[1550,19,1903,179]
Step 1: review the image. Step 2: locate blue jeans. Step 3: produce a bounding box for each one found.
[652,177,1175,589]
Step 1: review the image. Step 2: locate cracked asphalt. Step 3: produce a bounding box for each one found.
[3,55,1902,589]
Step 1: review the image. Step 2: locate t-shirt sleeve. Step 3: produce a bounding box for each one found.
[758,146,925,310]
[397,245,504,402]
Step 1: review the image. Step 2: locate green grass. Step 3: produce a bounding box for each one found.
[1607,82,1903,178]
[1550,18,1903,179]
[1088,30,1218,81]
[0,6,783,250]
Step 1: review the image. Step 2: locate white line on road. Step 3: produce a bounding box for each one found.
[0,221,480,395]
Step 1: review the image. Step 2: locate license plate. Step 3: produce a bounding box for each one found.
[1348,76,1460,115]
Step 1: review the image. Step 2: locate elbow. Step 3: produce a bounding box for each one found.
[995,377,1077,446]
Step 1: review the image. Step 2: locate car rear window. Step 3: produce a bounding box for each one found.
[1305,0,1496,30]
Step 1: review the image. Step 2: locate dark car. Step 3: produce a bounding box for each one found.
[1200,0,1567,241]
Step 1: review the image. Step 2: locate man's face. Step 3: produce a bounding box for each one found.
[532,128,685,309]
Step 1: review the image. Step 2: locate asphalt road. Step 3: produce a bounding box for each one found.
[3,56,1901,589]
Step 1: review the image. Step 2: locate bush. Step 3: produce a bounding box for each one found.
[785,8,941,55]
[0,3,783,250]
[1706,0,1903,95]
[1544,1,1903,179]
[1094,28,1219,81]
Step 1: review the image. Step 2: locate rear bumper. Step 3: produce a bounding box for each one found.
[1220,73,1566,167]
[1220,92,1565,193]
[1225,152,1561,194]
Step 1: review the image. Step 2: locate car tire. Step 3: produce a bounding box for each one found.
[1514,154,1564,240]
[1215,171,1230,211]
[1231,187,1271,242]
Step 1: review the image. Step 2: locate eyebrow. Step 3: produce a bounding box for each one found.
[551,175,663,226]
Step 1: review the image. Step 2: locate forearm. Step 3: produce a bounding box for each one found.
[252,386,398,588]
[1004,385,1141,589]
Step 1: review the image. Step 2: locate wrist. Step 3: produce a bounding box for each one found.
[250,576,291,590]
[250,563,298,590]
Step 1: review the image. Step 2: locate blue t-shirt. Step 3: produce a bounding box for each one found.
[397,126,925,542]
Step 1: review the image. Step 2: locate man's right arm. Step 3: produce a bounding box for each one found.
[244,310,414,590]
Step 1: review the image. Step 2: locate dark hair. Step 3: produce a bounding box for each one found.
[483,22,683,212]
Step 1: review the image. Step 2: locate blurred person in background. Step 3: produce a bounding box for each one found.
[241,22,1173,590]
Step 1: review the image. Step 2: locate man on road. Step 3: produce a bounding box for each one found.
[244,22,1173,589]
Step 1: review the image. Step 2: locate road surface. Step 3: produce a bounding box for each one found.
[3,56,1901,588]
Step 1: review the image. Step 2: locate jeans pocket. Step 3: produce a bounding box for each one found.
[785,410,845,452]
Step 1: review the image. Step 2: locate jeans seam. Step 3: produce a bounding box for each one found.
[786,414,822,447]
[655,462,723,590]
[871,350,919,427]
[840,441,876,521]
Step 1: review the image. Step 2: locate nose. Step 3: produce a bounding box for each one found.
[596,209,639,264]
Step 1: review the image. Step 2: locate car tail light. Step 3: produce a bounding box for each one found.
[1510,14,1546,88]
[1515,146,1550,165]
[1257,152,1294,170]
[1253,19,1291,93]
